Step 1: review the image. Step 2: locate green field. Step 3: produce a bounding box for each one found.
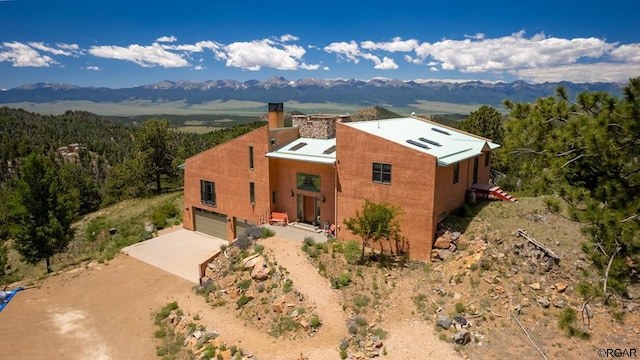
[1,99,481,117]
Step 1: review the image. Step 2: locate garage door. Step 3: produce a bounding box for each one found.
[235,217,254,238]
[194,208,227,239]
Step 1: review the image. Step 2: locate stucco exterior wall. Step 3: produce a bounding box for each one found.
[183,125,271,239]
[268,158,336,225]
[335,123,438,261]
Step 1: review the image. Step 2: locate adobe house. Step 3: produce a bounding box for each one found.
[182,103,500,261]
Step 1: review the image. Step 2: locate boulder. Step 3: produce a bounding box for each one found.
[529,282,541,290]
[553,299,566,308]
[434,237,451,249]
[555,282,568,293]
[453,329,472,345]
[272,296,287,313]
[251,258,270,280]
[436,315,453,329]
[242,254,262,269]
[537,297,550,308]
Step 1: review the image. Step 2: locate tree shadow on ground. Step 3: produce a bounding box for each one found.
[439,199,495,235]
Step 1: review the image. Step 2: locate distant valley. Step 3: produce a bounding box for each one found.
[0,77,625,116]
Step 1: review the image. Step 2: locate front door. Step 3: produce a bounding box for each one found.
[303,196,316,223]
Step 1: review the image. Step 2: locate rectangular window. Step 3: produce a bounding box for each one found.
[453,163,460,184]
[296,173,321,192]
[272,191,276,204]
[249,146,254,170]
[372,162,392,184]
[249,182,255,204]
[485,152,490,167]
[200,180,216,206]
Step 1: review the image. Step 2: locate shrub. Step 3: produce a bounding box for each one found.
[283,279,294,293]
[254,244,265,253]
[155,301,179,323]
[558,308,590,339]
[354,294,370,308]
[236,295,252,308]
[234,235,251,250]
[151,200,180,230]
[237,279,252,289]
[343,241,361,264]
[331,273,352,289]
[370,327,388,339]
[244,225,263,240]
[268,316,300,337]
[455,302,466,314]
[303,236,316,247]
[154,328,166,338]
[261,227,275,238]
[310,315,322,329]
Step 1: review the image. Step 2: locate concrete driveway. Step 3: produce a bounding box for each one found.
[121,228,227,283]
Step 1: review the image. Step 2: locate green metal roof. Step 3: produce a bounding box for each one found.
[343,117,500,166]
[265,137,336,165]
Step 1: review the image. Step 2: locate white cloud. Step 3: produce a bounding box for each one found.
[84,65,101,71]
[162,40,221,53]
[222,38,313,71]
[361,37,419,52]
[88,43,189,67]
[156,36,177,43]
[325,40,400,70]
[610,44,640,63]
[279,34,299,42]
[324,41,361,63]
[300,63,320,70]
[413,30,614,73]
[28,42,81,56]
[517,62,640,83]
[0,41,57,67]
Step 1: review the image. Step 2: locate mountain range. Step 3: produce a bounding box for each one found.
[0,77,626,110]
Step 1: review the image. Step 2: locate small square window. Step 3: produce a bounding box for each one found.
[372,162,391,184]
[200,180,216,206]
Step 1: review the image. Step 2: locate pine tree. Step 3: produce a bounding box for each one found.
[501,78,640,296]
[7,153,78,273]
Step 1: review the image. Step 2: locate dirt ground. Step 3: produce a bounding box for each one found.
[0,235,460,360]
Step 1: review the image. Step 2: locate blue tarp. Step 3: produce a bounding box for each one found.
[0,286,24,313]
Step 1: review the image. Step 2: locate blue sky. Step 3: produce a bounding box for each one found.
[1,0,639,89]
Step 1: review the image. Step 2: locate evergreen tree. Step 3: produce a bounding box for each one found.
[458,105,505,144]
[7,153,78,273]
[134,118,176,194]
[501,78,640,296]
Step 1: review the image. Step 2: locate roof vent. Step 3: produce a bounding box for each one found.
[288,142,308,151]
[431,127,451,136]
[406,139,429,149]
[419,137,442,147]
[323,145,337,154]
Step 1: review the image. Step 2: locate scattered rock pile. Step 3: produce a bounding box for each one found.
[195,245,322,340]
[431,230,468,261]
[163,310,254,360]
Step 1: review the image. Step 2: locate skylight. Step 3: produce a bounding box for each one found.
[431,127,451,136]
[323,145,337,154]
[419,137,442,147]
[288,142,308,151]
[406,139,429,149]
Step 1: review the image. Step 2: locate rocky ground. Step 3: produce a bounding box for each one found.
[1,197,637,360]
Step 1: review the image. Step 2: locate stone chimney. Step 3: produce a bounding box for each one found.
[268,102,285,128]
[292,114,351,139]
